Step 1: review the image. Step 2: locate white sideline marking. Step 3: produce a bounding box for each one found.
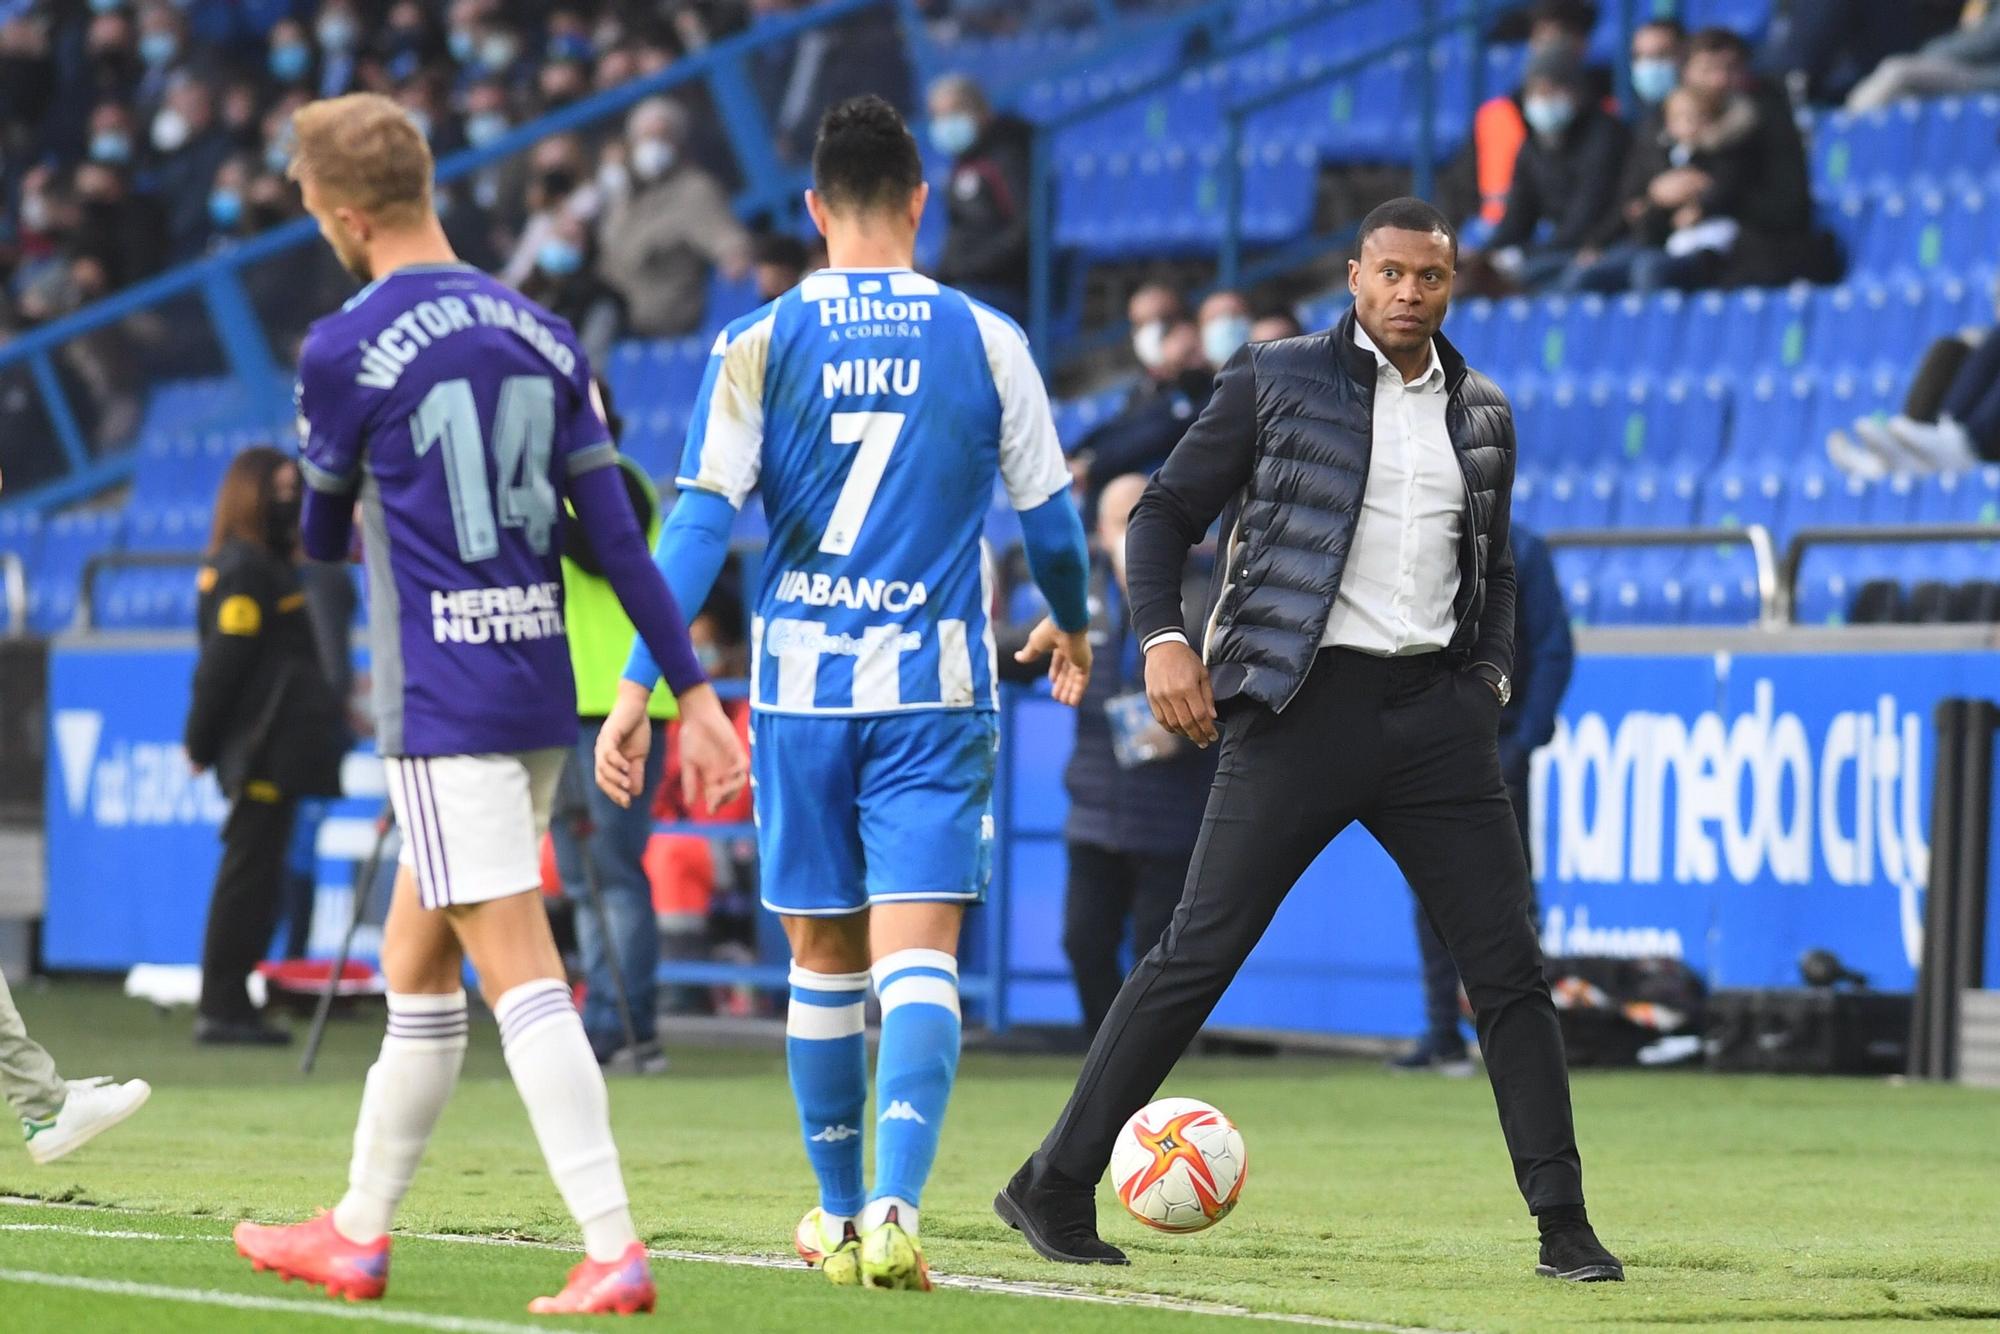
[0,1200,1463,1333]
[0,1268,550,1334]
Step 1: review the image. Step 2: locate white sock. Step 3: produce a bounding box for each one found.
[860,1196,919,1237]
[331,991,469,1244]
[495,979,638,1263]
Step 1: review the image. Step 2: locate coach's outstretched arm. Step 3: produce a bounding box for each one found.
[1125,346,1258,746]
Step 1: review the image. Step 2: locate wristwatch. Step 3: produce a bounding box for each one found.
[1471,662,1512,707]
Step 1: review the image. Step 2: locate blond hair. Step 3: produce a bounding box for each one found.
[288,94,434,225]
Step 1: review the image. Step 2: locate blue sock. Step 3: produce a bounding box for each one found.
[786,964,869,1220]
[865,948,961,1231]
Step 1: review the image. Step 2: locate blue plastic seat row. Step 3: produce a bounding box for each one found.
[1808,94,2000,194]
[1054,141,1316,254]
[1449,269,1993,388]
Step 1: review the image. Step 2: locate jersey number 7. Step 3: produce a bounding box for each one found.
[819,410,907,557]
[412,376,560,563]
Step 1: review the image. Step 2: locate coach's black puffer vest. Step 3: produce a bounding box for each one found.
[1202,309,1516,712]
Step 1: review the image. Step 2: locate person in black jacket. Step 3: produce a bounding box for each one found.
[184,446,346,1046]
[996,198,1620,1284]
[1056,474,1217,1039]
[1481,45,1630,291]
[927,73,1031,320]
[1394,522,1574,1073]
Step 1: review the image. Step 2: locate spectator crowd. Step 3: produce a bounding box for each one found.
[0,0,917,348]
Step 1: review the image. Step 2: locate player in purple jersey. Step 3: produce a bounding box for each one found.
[229,94,746,1318]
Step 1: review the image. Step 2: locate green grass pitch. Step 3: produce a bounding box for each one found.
[1,980,1997,1332]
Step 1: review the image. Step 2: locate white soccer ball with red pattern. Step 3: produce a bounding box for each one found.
[1110,1096,1247,1233]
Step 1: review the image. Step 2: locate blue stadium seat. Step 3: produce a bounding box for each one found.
[1540,467,1616,531]
[1729,373,1817,470]
[1701,464,1785,532]
[1782,462,1873,539]
[1926,95,2000,178]
[1682,543,1763,625]
[1605,289,1687,377]
[1681,0,1774,43]
[1812,102,1925,194]
[1618,466,1702,530]
[1593,549,1684,626]
[1552,546,1601,625]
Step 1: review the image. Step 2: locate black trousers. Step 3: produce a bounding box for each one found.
[1415,773,1533,1050]
[1064,841,1189,1040]
[1036,649,1585,1212]
[199,793,297,1021]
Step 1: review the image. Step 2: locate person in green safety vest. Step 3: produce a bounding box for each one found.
[550,377,677,1073]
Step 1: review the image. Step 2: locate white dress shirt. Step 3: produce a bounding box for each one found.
[1320,324,1462,655]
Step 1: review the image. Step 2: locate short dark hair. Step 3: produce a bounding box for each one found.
[811,95,924,213]
[1688,25,1751,60]
[1637,16,1686,40]
[1531,0,1597,37]
[753,232,809,271]
[1356,197,1458,259]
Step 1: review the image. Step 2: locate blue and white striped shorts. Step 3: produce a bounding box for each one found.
[384,749,569,909]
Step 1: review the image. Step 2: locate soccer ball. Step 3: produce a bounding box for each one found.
[1111,1096,1247,1233]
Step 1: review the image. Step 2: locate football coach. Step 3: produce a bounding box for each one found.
[994,197,1622,1283]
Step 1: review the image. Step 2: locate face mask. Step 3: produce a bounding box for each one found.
[151,107,190,154]
[464,111,508,149]
[1131,319,1169,372]
[269,41,310,81]
[1202,314,1251,367]
[629,137,675,181]
[90,130,132,164]
[139,31,178,67]
[1522,95,1575,138]
[929,112,978,157]
[266,494,301,552]
[318,15,357,52]
[480,34,518,69]
[695,643,724,675]
[404,109,433,142]
[537,239,584,276]
[90,0,125,12]
[208,189,242,230]
[596,161,630,197]
[539,169,577,200]
[265,140,292,174]
[447,28,475,63]
[19,193,51,233]
[1632,58,1677,105]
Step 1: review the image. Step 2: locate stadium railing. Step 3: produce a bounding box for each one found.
[75,550,208,632]
[1782,525,2000,625]
[1548,525,1785,628]
[0,0,891,514]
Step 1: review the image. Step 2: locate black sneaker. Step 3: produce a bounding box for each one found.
[993,1158,1128,1265]
[1537,1224,1625,1282]
[194,1015,291,1046]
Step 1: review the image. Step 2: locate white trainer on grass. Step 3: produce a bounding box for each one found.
[23,1077,151,1165]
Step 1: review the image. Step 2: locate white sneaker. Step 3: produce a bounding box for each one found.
[1827,427,1890,479]
[1886,415,1981,473]
[23,1077,150,1165]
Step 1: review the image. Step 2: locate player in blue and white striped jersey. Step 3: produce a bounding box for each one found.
[596,96,1092,1291]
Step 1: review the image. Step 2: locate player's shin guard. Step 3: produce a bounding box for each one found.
[787,964,869,1222]
[865,949,962,1234]
[332,991,469,1245]
[495,978,639,1263]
